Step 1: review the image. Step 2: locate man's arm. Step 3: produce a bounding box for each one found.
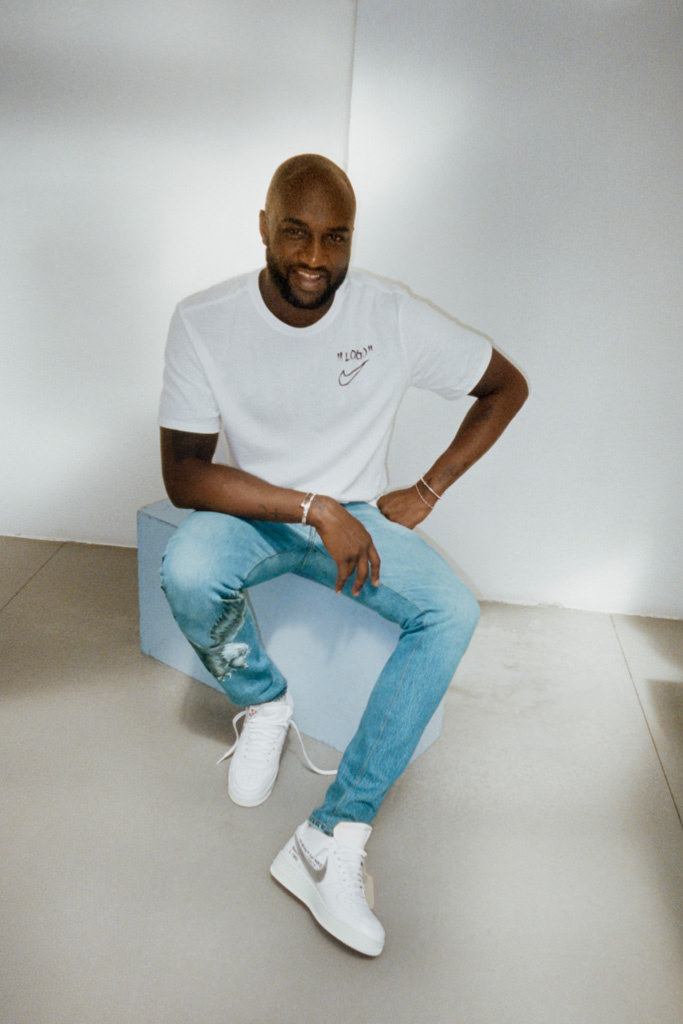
[160,427,380,595]
[378,348,529,529]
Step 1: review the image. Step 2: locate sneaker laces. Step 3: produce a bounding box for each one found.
[216,707,337,777]
[333,842,372,906]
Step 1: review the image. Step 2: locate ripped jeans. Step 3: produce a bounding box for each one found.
[160,503,480,834]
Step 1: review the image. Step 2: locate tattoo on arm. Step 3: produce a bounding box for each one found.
[256,503,291,523]
[431,393,508,490]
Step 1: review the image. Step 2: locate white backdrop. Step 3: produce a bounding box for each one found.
[348,0,683,618]
[1,0,356,543]
[2,0,681,618]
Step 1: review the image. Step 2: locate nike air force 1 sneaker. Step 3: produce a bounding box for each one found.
[218,691,294,807]
[270,820,385,956]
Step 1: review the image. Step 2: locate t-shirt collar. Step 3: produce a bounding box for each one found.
[248,268,349,335]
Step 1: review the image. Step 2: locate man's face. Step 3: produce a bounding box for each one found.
[260,178,354,313]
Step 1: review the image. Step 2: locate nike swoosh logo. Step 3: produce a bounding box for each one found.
[295,834,328,882]
[338,360,368,386]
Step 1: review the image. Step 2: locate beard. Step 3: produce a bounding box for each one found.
[265,248,348,310]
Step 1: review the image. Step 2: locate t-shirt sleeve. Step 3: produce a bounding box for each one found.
[398,290,493,399]
[158,306,221,433]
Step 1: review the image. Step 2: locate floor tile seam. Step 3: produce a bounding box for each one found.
[0,541,67,614]
[610,615,683,830]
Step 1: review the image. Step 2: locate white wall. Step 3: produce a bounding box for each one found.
[1,0,356,544]
[348,0,683,618]
[2,0,681,618]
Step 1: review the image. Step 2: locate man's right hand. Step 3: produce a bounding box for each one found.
[309,497,381,596]
[161,428,380,595]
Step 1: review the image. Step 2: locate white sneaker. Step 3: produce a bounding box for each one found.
[217,692,336,807]
[218,692,294,807]
[270,820,386,956]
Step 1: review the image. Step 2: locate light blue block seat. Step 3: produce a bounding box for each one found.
[137,499,444,760]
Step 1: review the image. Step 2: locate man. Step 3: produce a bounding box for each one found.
[159,154,528,957]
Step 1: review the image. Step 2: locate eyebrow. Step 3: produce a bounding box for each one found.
[281,217,351,234]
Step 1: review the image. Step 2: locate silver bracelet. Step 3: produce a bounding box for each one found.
[420,476,441,500]
[414,482,435,510]
[300,492,316,525]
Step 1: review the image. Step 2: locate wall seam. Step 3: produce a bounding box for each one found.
[342,0,359,171]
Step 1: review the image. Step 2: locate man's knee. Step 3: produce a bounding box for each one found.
[435,578,480,652]
[160,517,218,606]
[458,585,481,637]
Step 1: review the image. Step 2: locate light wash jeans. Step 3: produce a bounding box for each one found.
[160,503,480,834]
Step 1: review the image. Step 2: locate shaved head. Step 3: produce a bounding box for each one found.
[258,154,356,326]
[265,154,356,219]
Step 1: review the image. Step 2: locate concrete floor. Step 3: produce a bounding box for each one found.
[1,536,682,1024]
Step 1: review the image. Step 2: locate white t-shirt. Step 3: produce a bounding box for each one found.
[159,269,492,503]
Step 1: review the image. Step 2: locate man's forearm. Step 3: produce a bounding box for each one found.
[164,457,313,523]
[424,378,528,496]
[162,453,381,595]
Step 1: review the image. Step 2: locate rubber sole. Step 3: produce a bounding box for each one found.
[270,850,384,957]
[227,778,276,807]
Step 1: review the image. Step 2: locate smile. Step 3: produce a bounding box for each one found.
[292,268,328,290]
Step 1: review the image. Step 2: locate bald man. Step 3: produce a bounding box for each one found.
[159,154,528,956]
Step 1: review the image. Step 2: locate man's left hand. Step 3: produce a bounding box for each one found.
[377,486,434,530]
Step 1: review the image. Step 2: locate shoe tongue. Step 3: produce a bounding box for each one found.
[333,821,372,849]
[249,701,288,720]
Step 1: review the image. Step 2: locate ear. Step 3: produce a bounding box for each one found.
[259,209,269,246]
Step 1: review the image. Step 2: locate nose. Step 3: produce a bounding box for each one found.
[301,233,325,268]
